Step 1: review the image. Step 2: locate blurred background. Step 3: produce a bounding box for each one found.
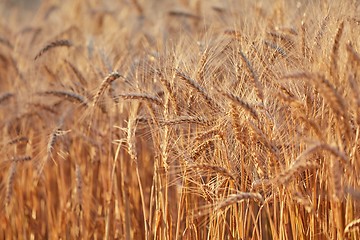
[0,0,41,25]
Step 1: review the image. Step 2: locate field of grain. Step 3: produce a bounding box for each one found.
[0,0,359,239]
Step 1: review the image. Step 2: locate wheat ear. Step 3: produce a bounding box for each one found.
[330,21,345,78]
[34,39,72,60]
[75,163,83,207]
[190,164,235,180]
[117,93,163,106]
[176,70,221,110]
[345,218,360,236]
[0,37,13,49]
[38,90,88,106]
[7,136,29,145]
[5,162,17,207]
[0,92,14,105]
[160,116,212,126]
[215,192,264,211]
[224,92,259,121]
[168,10,200,19]
[238,51,264,101]
[346,42,360,68]
[93,71,121,107]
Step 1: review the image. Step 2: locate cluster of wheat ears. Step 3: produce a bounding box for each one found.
[0,0,359,239]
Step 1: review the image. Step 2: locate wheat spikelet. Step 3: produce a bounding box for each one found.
[264,40,287,58]
[168,10,200,19]
[301,21,307,58]
[190,164,235,180]
[224,29,242,40]
[0,92,14,105]
[34,39,72,60]
[38,90,88,106]
[158,74,179,114]
[215,192,264,211]
[230,104,248,146]
[10,155,32,163]
[297,115,324,141]
[319,144,348,163]
[292,192,314,213]
[246,120,279,158]
[314,75,343,112]
[93,71,121,107]
[47,127,61,162]
[127,115,138,163]
[238,51,264,101]
[273,161,318,186]
[267,31,295,48]
[160,116,212,126]
[135,116,155,125]
[194,128,222,141]
[292,143,348,166]
[197,48,209,81]
[75,163,83,207]
[330,21,345,78]
[329,157,343,201]
[37,123,70,177]
[258,144,330,187]
[346,42,360,68]
[5,162,17,207]
[29,102,57,114]
[7,136,29,145]
[345,218,360,235]
[0,36,13,49]
[190,138,216,161]
[225,92,259,121]
[65,60,87,86]
[251,179,271,190]
[175,70,221,110]
[348,74,360,124]
[117,93,163,106]
[283,72,346,117]
[345,186,360,200]
[212,5,225,12]
[313,15,330,48]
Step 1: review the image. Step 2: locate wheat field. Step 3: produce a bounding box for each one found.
[0,0,359,239]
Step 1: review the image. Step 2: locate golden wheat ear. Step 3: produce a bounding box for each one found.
[214,192,264,211]
[92,71,122,107]
[34,39,72,60]
[0,92,14,105]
